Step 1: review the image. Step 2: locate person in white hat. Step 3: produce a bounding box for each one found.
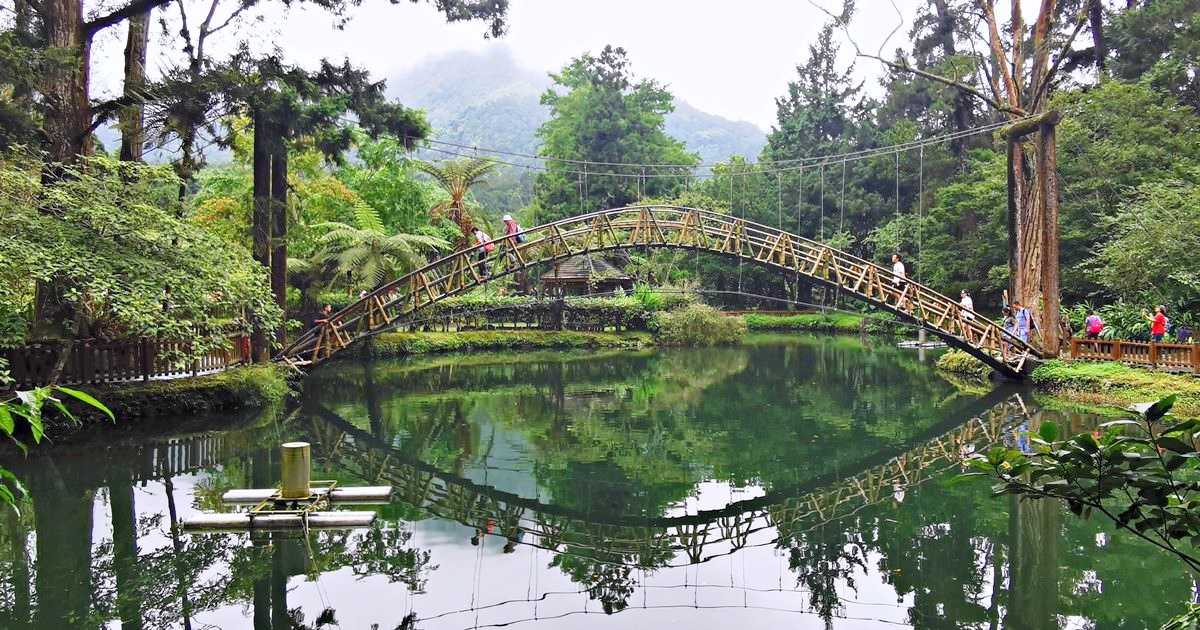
[502,214,523,244]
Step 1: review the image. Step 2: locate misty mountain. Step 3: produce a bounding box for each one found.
[389,48,766,167]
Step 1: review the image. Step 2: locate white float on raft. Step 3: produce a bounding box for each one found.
[183,512,377,531]
[897,340,947,349]
[221,486,394,505]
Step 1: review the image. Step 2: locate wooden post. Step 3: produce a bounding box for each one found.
[1149,342,1159,367]
[141,337,151,382]
[1192,344,1199,375]
[1112,342,1121,362]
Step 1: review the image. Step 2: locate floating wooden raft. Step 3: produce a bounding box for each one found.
[221,486,394,505]
[183,512,376,531]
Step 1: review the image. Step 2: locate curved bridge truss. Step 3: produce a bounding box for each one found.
[281,206,1039,377]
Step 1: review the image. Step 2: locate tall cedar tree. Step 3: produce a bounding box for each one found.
[533,45,698,223]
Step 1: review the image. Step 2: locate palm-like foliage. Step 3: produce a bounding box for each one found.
[316,204,447,290]
[415,158,500,248]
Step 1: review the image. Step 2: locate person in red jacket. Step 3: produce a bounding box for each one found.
[1142,305,1168,342]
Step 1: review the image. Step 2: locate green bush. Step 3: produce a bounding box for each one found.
[863,311,903,335]
[741,312,863,333]
[362,330,650,356]
[315,290,358,311]
[935,350,991,380]
[651,303,747,346]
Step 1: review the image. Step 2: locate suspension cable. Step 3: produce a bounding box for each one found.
[918,146,925,282]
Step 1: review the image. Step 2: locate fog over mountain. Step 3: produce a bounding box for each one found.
[389,48,767,167]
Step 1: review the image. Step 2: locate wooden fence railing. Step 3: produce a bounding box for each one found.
[1069,338,1200,373]
[2,335,250,389]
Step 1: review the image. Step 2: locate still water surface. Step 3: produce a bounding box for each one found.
[0,334,1186,629]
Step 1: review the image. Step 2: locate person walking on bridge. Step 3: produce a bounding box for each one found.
[891,253,907,309]
[959,289,975,343]
[1013,300,1037,344]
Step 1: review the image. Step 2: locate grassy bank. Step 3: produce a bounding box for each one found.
[60,364,289,428]
[357,330,653,357]
[936,350,1200,417]
[1029,360,1200,417]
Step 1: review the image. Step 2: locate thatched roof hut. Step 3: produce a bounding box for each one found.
[541,256,634,296]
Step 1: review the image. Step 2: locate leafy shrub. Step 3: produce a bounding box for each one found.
[741,312,861,332]
[651,303,747,346]
[363,330,650,356]
[863,311,903,335]
[935,350,991,380]
[633,284,664,312]
[634,284,698,313]
[315,291,358,311]
[1066,300,1196,341]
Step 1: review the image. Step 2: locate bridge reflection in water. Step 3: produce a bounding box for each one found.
[309,386,1023,570]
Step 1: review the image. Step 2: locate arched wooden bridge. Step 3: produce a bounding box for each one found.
[281,206,1040,378]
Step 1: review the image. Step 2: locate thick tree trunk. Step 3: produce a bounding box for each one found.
[118,10,150,162]
[1005,117,1062,355]
[1039,121,1062,352]
[1087,0,1106,71]
[43,0,91,165]
[250,108,272,362]
[270,146,288,347]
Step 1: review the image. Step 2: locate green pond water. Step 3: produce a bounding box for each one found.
[0,334,1189,629]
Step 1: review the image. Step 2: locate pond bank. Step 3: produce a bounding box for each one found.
[936,350,1200,417]
[50,364,289,433]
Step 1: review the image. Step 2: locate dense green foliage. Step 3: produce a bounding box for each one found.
[533,46,698,222]
[0,152,280,348]
[650,303,747,346]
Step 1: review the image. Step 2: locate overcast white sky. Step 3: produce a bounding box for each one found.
[91,0,927,131]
